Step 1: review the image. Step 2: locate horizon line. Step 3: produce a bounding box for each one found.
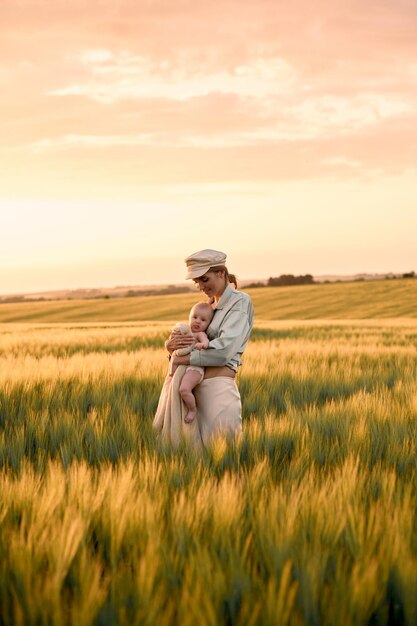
[1,270,415,299]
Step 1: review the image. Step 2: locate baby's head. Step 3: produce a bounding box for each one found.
[189,302,214,333]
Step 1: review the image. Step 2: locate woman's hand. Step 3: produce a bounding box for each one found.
[165,330,195,354]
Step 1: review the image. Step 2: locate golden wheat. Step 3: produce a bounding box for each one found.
[0,319,416,625]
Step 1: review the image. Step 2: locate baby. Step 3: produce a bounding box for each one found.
[170,302,214,423]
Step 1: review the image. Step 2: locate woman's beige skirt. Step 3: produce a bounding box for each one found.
[194,376,242,448]
[153,369,242,451]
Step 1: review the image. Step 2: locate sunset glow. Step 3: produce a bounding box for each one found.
[1,0,416,293]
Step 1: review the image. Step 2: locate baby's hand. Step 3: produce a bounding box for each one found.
[195,339,209,350]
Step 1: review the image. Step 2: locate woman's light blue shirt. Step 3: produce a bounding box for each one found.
[189,284,254,372]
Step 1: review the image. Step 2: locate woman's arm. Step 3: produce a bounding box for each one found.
[189,304,252,367]
[171,354,191,366]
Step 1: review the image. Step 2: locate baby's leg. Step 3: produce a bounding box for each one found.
[179,370,203,423]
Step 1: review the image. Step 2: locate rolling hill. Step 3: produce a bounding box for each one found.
[0,279,415,322]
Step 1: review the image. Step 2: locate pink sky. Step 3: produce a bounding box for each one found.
[0,0,416,292]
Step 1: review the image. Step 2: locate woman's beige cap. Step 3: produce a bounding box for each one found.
[184,249,227,279]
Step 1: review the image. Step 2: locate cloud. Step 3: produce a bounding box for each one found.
[33,86,416,150]
[49,52,297,102]
[321,156,363,169]
[1,0,416,186]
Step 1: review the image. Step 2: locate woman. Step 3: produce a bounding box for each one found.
[153,249,254,449]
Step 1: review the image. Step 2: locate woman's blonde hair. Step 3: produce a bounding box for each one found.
[209,265,237,288]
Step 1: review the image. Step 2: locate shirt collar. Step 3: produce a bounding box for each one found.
[214,283,235,310]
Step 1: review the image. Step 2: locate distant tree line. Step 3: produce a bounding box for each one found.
[125,285,192,298]
[0,285,193,305]
[0,295,48,304]
[245,274,315,288]
[268,274,314,286]
[245,271,417,290]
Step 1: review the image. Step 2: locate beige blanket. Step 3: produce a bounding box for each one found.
[153,365,203,451]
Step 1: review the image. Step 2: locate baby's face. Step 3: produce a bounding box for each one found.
[189,306,213,333]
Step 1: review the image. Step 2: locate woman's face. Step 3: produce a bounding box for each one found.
[193,270,225,299]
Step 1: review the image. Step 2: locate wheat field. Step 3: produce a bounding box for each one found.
[1,284,417,625]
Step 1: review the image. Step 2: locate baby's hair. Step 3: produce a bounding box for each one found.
[191,302,214,316]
